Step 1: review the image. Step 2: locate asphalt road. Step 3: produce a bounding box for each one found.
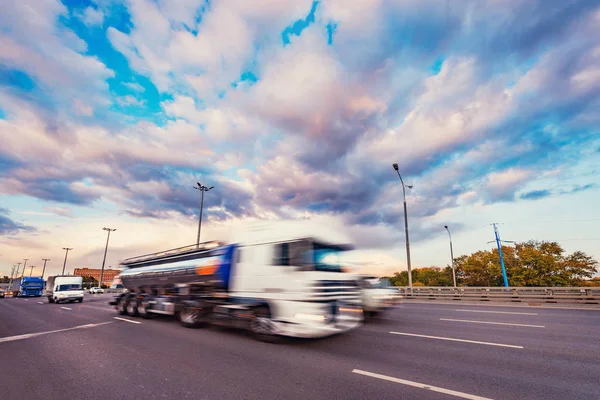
[1,295,599,400]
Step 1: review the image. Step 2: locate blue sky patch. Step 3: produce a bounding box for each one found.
[281,1,319,45]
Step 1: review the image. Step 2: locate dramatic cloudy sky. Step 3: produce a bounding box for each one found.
[1,0,599,278]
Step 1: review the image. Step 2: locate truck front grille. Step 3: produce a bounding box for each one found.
[310,280,360,302]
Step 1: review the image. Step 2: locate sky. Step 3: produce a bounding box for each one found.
[1,0,600,279]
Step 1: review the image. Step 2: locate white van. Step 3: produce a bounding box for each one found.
[46,275,84,303]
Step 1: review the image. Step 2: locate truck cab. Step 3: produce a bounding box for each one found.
[46,276,84,303]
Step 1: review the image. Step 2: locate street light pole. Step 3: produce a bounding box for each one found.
[29,266,35,276]
[15,262,22,279]
[193,182,214,248]
[62,248,73,275]
[392,163,413,289]
[444,225,457,287]
[41,259,50,279]
[100,228,116,286]
[21,259,28,279]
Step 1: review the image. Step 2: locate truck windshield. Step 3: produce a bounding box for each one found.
[57,284,82,291]
[313,243,345,273]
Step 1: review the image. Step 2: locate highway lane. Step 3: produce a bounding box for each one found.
[1,296,599,400]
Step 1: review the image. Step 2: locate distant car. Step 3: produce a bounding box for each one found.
[0,289,5,298]
[359,276,400,319]
[89,287,105,294]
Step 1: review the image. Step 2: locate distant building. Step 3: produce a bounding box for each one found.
[73,268,120,286]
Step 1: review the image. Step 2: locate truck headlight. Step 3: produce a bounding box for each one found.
[295,313,326,322]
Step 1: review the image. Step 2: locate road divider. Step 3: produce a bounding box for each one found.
[455,309,537,315]
[113,317,141,324]
[0,322,113,344]
[389,331,523,349]
[352,369,493,400]
[440,318,545,328]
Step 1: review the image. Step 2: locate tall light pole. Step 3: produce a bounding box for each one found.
[100,228,116,286]
[62,248,73,275]
[193,182,214,248]
[444,225,457,288]
[15,262,22,279]
[21,259,28,278]
[392,163,413,289]
[29,265,35,276]
[41,258,50,279]
[8,265,16,290]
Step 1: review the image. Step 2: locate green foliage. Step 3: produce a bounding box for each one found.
[388,241,598,287]
[0,276,9,283]
[82,276,98,288]
[386,266,454,287]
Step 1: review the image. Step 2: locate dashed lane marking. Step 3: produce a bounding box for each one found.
[440,318,545,328]
[113,317,141,324]
[455,309,538,316]
[352,369,493,400]
[0,322,114,344]
[390,331,523,349]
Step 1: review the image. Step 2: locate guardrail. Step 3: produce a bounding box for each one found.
[395,286,600,305]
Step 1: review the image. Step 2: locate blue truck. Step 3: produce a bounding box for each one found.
[11,277,45,297]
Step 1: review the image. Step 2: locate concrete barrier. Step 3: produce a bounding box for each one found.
[395,286,600,305]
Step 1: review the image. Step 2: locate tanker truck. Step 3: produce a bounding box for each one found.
[111,221,363,341]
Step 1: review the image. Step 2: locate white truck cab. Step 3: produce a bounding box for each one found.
[46,276,84,304]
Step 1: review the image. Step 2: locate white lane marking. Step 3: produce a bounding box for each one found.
[0,322,113,344]
[390,331,523,349]
[61,306,72,310]
[352,369,493,400]
[455,309,537,316]
[37,302,44,304]
[440,318,545,328]
[113,317,141,324]
[24,299,29,302]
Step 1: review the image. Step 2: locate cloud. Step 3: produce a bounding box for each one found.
[122,81,145,92]
[0,208,36,235]
[116,95,145,107]
[0,1,114,112]
[520,189,552,201]
[45,206,75,218]
[77,6,105,27]
[1,0,600,269]
[484,168,533,202]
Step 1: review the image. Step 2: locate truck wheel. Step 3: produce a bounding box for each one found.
[78,298,83,303]
[250,306,279,343]
[118,297,128,315]
[137,297,152,319]
[126,298,139,317]
[179,305,204,328]
[48,297,54,303]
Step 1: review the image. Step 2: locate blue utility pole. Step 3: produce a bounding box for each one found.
[493,223,509,288]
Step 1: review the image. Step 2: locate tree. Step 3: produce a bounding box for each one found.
[0,276,9,283]
[82,276,99,288]
[385,266,455,287]
[454,241,598,287]
[388,241,598,287]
